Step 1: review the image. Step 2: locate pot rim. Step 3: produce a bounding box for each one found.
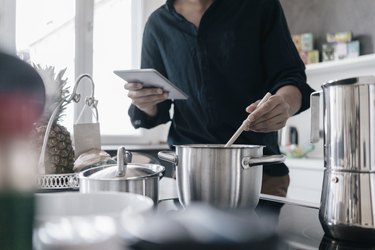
[323,75,375,88]
[79,164,165,181]
[174,144,265,149]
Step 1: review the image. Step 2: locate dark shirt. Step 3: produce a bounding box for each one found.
[128,0,314,176]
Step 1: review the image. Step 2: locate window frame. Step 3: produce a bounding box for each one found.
[2,0,169,146]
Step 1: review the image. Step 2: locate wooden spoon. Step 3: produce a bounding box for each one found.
[224,92,272,147]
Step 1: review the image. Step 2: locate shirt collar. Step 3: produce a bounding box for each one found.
[166,0,174,11]
[166,0,218,12]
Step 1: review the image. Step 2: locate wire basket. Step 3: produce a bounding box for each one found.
[37,173,79,191]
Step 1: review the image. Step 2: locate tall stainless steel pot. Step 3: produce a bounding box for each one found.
[79,147,165,204]
[158,144,285,209]
[311,76,375,243]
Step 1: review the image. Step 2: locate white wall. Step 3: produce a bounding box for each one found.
[0,0,165,56]
[143,0,165,25]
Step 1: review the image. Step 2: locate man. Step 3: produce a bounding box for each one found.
[125,0,314,197]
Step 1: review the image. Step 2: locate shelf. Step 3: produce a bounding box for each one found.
[306,54,375,75]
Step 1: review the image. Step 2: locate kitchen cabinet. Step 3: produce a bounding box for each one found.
[285,158,324,205]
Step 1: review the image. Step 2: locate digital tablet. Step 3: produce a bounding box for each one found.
[114,69,188,100]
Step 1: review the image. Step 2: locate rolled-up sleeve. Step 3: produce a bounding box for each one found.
[261,0,314,114]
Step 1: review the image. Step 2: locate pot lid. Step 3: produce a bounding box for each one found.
[89,164,163,180]
[323,76,375,88]
[176,144,265,149]
[86,147,164,181]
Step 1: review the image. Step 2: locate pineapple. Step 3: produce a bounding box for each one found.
[32,65,74,174]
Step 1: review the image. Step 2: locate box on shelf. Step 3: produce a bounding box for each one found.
[322,43,335,62]
[334,43,348,60]
[307,50,319,64]
[292,35,302,51]
[347,40,360,58]
[326,32,352,43]
[292,32,317,64]
[293,31,361,64]
[298,51,307,64]
[301,33,313,52]
[322,40,360,62]
[322,31,360,62]
[299,50,320,64]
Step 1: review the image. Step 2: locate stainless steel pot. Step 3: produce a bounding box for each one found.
[311,76,375,243]
[319,170,375,243]
[79,147,165,204]
[158,144,285,209]
[311,75,375,171]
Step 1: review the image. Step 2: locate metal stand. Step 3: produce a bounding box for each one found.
[37,74,98,190]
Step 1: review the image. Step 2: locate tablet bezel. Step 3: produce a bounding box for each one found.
[114,68,188,100]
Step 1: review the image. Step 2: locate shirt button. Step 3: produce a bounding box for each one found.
[134,120,142,126]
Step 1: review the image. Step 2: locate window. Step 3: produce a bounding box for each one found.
[11,0,169,146]
[16,0,75,130]
[93,0,139,137]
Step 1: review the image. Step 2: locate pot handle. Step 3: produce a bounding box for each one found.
[158,151,178,165]
[241,155,286,169]
[310,91,322,143]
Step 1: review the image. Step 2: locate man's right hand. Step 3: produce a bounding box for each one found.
[124,82,168,117]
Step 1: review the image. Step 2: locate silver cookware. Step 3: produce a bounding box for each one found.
[311,75,375,243]
[79,147,165,204]
[158,144,285,209]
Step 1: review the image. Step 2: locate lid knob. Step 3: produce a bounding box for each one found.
[116,147,132,177]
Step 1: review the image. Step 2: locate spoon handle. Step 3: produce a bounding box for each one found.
[224,92,271,147]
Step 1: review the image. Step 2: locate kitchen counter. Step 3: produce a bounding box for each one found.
[158,177,375,250]
[33,177,375,249]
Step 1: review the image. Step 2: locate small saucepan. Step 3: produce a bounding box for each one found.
[158,144,285,209]
[79,147,165,204]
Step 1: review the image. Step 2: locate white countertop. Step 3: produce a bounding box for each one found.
[285,157,324,170]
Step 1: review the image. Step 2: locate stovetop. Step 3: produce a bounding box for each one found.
[252,199,375,249]
[157,198,375,250]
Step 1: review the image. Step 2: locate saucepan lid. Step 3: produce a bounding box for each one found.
[83,147,165,181]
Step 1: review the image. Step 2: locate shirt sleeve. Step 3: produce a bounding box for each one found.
[260,0,315,114]
[128,17,172,129]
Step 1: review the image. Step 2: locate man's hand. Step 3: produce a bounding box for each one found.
[125,82,168,117]
[244,85,302,132]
